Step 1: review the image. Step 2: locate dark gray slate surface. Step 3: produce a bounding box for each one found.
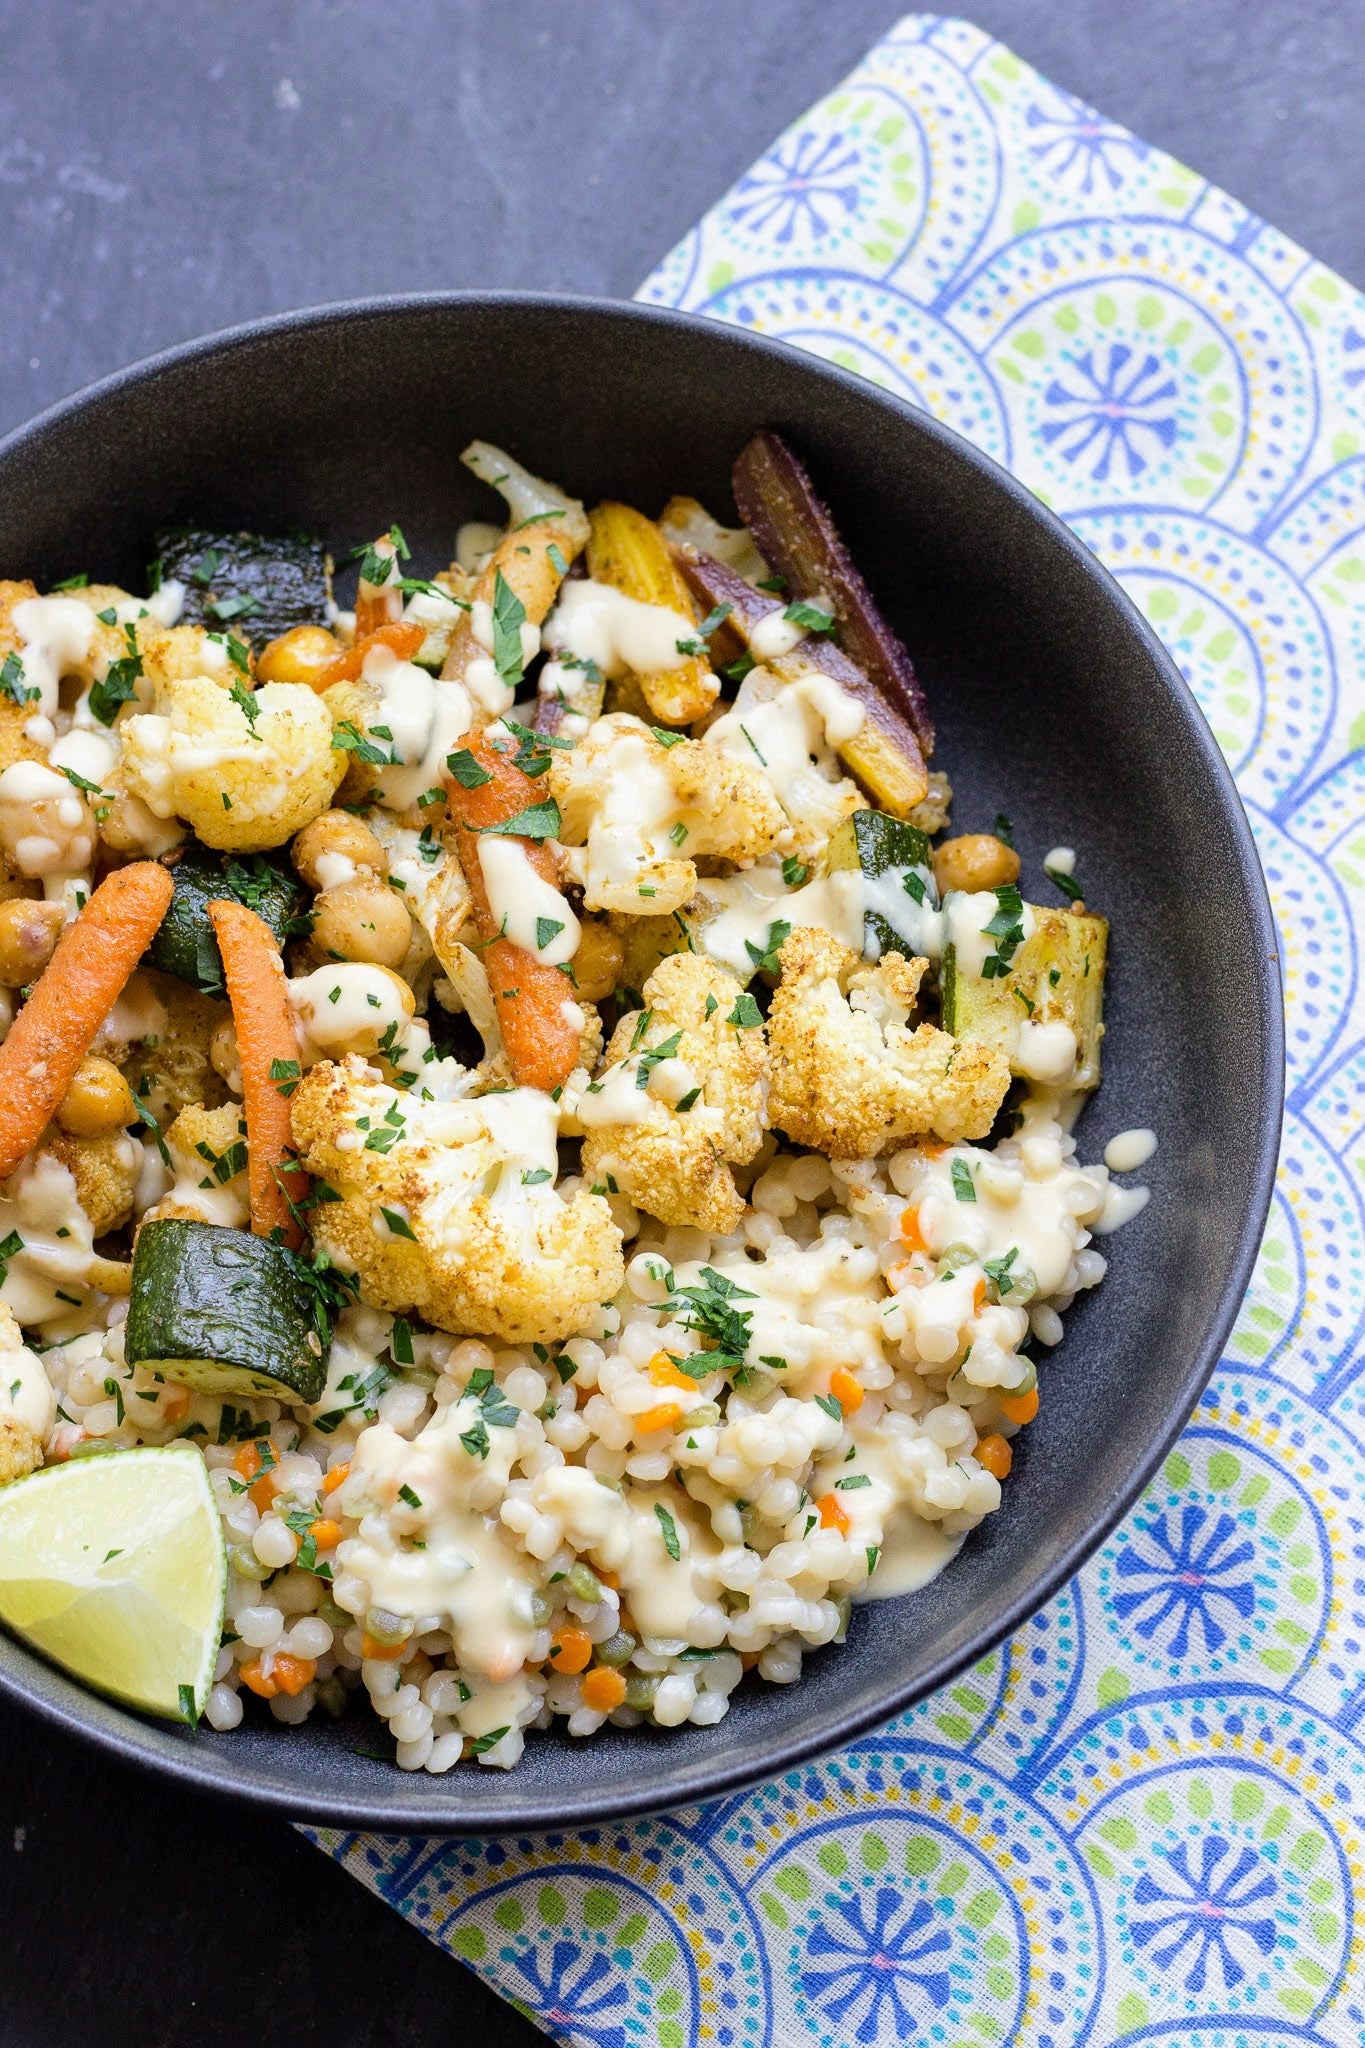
[0,3,1358,2042]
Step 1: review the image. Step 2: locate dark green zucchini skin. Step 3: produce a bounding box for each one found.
[149,839,307,996]
[152,525,332,648]
[126,1219,327,1403]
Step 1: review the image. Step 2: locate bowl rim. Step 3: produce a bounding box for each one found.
[0,289,1285,1832]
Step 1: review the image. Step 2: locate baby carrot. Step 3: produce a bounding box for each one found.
[207,899,308,1249]
[0,861,173,1181]
[444,728,579,1094]
[315,619,425,691]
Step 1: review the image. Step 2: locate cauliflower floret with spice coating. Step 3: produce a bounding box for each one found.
[549,713,788,915]
[120,674,345,852]
[39,1128,141,1238]
[290,1059,623,1344]
[141,1102,250,1230]
[140,624,240,697]
[0,1305,53,1485]
[579,952,768,1232]
[120,973,230,1124]
[767,927,1010,1157]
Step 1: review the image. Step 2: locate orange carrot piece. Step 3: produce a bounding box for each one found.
[648,1351,697,1392]
[360,1633,407,1662]
[444,728,579,1093]
[816,1493,851,1535]
[307,1517,343,1550]
[634,1402,683,1438]
[322,1460,351,1495]
[270,1653,317,1697]
[0,861,173,1182]
[581,1667,627,1713]
[829,1368,864,1415]
[972,1278,988,1314]
[997,1385,1039,1427]
[898,1204,927,1254]
[239,1656,279,1700]
[974,1433,1014,1481]
[207,899,308,1249]
[549,1626,593,1675]
[233,1439,280,1510]
[315,619,425,691]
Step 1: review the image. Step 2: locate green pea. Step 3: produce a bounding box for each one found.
[832,1594,853,1645]
[596,1629,637,1668]
[566,1563,603,1604]
[624,1673,660,1711]
[686,1402,721,1428]
[363,1605,413,1646]
[1000,1262,1038,1305]
[229,1544,269,1582]
[317,1593,351,1630]
[315,1673,349,1719]
[1007,1356,1038,1397]
[937,1241,977,1272]
[529,1591,553,1626]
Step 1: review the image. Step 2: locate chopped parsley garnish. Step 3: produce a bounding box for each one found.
[331,721,392,767]
[379,1207,417,1240]
[654,1503,681,1561]
[650,725,685,749]
[446,746,493,789]
[88,625,143,726]
[520,1167,553,1185]
[737,722,767,765]
[398,1484,423,1509]
[979,884,1027,979]
[835,1474,871,1490]
[982,1246,1021,1297]
[784,598,835,634]
[726,991,763,1031]
[675,1087,701,1113]
[950,1158,976,1204]
[992,812,1014,848]
[491,568,528,694]
[781,855,808,887]
[666,1265,755,1370]
[1045,862,1084,902]
[391,1317,414,1365]
[471,1725,510,1755]
[903,869,928,906]
[57,765,106,799]
[635,1029,683,1090]
[546,541,569,576]
[230,676,260,734]
[755,574,786,592]
[480,798,561,842]
[52,571,89,590]
[814,1392,843,1423]
[866,1545,880,1576]
[206,593,262,622]
[0,652,36,706]
[744,918,790,977]
[129,1093,172,1169]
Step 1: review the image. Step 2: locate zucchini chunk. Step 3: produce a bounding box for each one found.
[126,1219,328,1403]
[153,525,332,649]
[942,903,1108,1090]
[824,809,936,959]
[149,839,306,996]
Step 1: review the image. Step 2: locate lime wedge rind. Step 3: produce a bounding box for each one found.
[0,1445,226,1723]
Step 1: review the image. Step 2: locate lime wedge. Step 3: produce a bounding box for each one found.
[0,1445,226,1723]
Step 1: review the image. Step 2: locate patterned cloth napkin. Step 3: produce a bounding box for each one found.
[307,17,1365,2043]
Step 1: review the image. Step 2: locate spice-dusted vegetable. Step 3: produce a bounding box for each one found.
[823,808,936,957]
[152,526,332,651]
[586,501,719,726]
[207,898,309,1246]
[443,728,582,1094]
[0,862,174,1182]
[150,839,306,996]
[315,620,425,692]
[942,903,1108,1091]
[125,1219,328,1402]
[675,546,929,817]
[730,430,934,754]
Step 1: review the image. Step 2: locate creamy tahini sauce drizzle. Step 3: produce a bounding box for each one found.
[477,836,580,965]
[11,597,96,715]
[358,643,472,810]
[543,578,696,679]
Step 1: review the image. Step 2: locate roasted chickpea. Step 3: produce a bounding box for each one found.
[0,897,65,988]
[55,1055,138,1137]
[932,832,1020,896]
[312,878,412,969]
[256,624,342,690]
[572,917,625,1003]
[291,809,388,891]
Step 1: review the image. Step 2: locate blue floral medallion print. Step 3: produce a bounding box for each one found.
[310,17,1365,2045]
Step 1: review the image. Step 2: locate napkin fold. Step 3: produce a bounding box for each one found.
[308,18,1365,2043]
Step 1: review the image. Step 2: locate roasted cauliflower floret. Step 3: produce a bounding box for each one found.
[550,713,788,915]
[121,972,229,1122]
[291,1060,623,1344]
[0,1304,53,1485]
[39,1127,141,1238]
[705,667,862,861]
[140,624,239,696]
[121,673,345,851]
[578,952,768,1232]
[142,1101,250,1230]
[767,927,1010,1157]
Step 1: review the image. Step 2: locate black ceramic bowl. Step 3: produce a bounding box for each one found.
[0,294,1282,1832]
